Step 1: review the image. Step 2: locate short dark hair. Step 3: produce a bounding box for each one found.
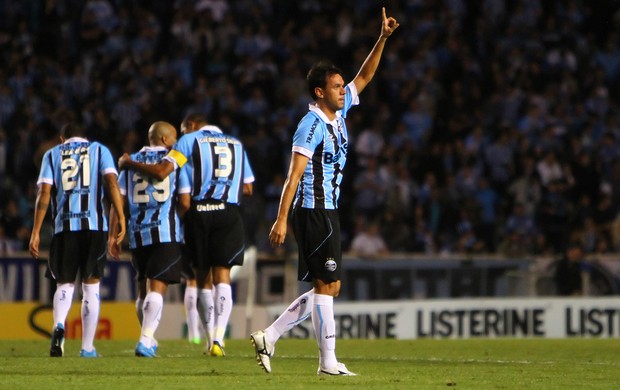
[307,61,342,101]
[181,112,207,128]
[60,123,84,139]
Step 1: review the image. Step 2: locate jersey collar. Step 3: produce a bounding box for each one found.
[199,125,223,133]
[309,104,341,126]
[63,137,88,143]
[139,146,168,152]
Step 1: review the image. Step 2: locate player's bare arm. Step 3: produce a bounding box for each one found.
[107,195,126,260]
[103,173,126,245]
[269,152,309,247]
[118,153,175,181]
[29,183,51,259]
[243,183,253,196]
[352,7,399,94]
[177,193,191,219]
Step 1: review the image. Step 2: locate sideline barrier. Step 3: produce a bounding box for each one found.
[3,297,619,340]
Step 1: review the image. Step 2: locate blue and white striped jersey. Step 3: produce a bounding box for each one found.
[165,125,255,204]
[292,82,359,209]
[119,146,185,249]
[37,137,118,233]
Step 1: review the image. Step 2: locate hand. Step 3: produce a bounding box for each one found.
[29,234,40,259]
[268,219,287,248]
[381,7,400,38]
[108,237,121,260]
[118,153,131,169]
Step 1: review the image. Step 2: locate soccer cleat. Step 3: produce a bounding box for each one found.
[250,330,274,373]
[209,341,225,357]
[135,342,156,358]
[80,349,99,358]
[50,323,65,357]
[190,337,201,345]
[317,362,357,376]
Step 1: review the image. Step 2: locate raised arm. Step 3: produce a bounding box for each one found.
[268,152,309,247]
[352,7,400,94]
[29,183,51,259]
[118,153,175,181]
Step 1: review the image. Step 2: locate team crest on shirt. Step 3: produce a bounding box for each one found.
[325,258,337,272]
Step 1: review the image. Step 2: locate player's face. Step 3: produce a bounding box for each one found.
[320,73,346,112]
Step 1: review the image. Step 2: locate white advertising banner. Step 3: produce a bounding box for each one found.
[267,297,620,340]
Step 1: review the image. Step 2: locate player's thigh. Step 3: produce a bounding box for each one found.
[209,207,245,267]
[48,232,81,283]
[145,243,183,284]
[131,246,149,283]
[79,231,107,280]
[184,209,208,269]
[293,208,342,283]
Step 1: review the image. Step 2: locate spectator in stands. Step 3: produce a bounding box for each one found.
[1,1,620,261]
[554,242,585,296]
[350,220,390,259]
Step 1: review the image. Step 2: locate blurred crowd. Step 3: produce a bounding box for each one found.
[1,0,620,259]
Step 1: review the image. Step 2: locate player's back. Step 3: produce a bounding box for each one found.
[39,138,117,233]
[180,127,253,205]
[119,146,183,248]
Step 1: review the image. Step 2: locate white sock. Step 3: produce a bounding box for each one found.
[266,289,313,345]
[213,283,232,344]
[198,288,214,345]
[184,286,200,341]
[53,283,75,328]
[81,282,100,352]
[312,294,337,369]
[139,292,163,348]
[136,298,144,326]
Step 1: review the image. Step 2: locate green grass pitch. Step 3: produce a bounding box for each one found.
[1,338,619,389]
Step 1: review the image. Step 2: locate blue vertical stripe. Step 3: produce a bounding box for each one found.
[172,127,255,205]
[121,147,183,249]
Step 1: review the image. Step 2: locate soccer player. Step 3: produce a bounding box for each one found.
[111,121,189,357]
[29,122,126,358]
[250,7,399,376]
[118,113,255,357]
[177,116,215,351]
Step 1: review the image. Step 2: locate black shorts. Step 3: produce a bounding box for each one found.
[131,242,183,284]
[180,245,196,280]
[48,230,107,283]
[291,207,342,283]
[184,201,245,271]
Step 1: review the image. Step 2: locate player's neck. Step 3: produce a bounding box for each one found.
[316,103,337,122]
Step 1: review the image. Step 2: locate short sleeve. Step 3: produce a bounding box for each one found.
[292,114,323,158]
[37,149,54,186]
[243,152,255,184]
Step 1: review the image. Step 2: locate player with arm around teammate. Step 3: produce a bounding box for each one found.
[118,113,255,357]
[29,122,126,358]
[110,121,190,357]
[250,7,399,375]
